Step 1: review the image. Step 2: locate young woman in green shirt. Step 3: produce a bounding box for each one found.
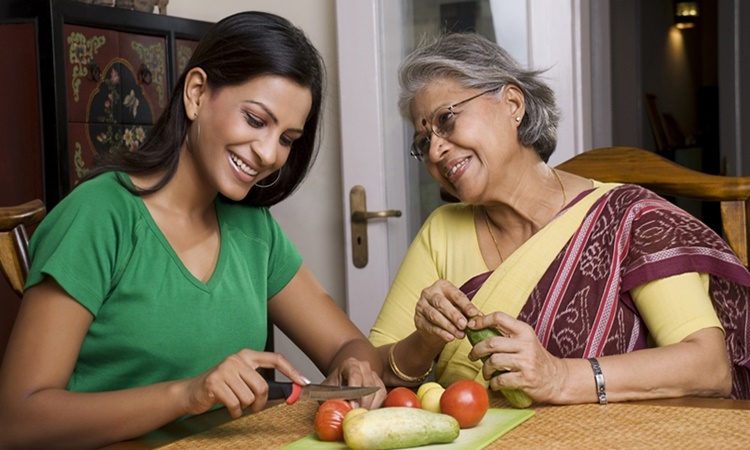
[0,11,385,449]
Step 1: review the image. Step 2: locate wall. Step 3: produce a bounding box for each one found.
[610,0,722,158]
[169,0,343,382]
[640,0,702,150]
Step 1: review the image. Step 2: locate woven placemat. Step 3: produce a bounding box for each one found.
[160,401,317,449]
[494,403,749,449]
[159,394,750,449]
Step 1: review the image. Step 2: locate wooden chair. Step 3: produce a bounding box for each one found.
[0,199,46,297]
[556,146,750,267]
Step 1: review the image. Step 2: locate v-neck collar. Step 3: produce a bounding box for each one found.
[122,173,225,292]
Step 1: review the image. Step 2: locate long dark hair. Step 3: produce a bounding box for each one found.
[83,11,325,207]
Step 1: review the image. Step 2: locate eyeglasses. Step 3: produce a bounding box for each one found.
[410,87,501,162]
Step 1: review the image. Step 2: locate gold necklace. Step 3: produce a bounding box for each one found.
[483,210,504,263]
[484,169,567,265]
[552,168,567,210]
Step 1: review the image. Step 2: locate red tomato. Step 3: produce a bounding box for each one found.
[383,387,421,408]
[439,380,489,428]
[314,399,352,441]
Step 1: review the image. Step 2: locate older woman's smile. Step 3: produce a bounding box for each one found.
[443,156,471,182]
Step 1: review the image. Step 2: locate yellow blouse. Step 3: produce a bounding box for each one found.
[369,184,721,385]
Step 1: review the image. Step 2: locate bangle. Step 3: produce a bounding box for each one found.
[388,342,433,383]
[588,357,607,405]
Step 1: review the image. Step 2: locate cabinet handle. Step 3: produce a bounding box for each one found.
[138,63,152,85]
[88,61,101,82]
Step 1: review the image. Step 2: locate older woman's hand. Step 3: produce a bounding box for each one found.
[467,312,568,404]
[414,279,482,346]
[322,357,386,410]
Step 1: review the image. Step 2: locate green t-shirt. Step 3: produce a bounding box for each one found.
[26,172,303,393]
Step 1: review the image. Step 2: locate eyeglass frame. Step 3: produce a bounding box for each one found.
[409,86,504,162]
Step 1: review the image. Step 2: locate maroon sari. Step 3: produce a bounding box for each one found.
[460,184,750,399]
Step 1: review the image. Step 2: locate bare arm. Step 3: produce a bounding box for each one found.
[268,264,386,408]
[555,328,731,403]
[469,312,732,404]
[0,278,308,449]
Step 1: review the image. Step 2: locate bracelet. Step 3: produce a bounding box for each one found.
[588,357,608,405]
[388,342,433,383]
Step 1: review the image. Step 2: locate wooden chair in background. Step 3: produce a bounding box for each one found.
[556,147,750,267]
[0,199,46,297]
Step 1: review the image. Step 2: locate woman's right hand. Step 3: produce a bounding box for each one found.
[414,279,481,345]
[181,349,308,418]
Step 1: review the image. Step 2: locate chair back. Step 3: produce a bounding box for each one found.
[0,199,46,297]
[556,147,750,267]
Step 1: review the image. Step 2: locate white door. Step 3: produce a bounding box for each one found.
[336,0,594,335]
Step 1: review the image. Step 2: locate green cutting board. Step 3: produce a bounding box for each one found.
[281,408,534,450]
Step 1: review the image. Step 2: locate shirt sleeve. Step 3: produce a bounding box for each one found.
[630,271,723,346]
[368,218,440,347]
[25,179,126,316]
[369,204,488,347]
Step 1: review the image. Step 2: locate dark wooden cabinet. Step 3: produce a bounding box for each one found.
[0,0,212,208]
[0,0,211,359]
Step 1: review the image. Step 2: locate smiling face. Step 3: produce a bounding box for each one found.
[410,78,525,203]
[185,73,313,201]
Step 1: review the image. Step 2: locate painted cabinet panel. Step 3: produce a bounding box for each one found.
[0,0,211,206]
[62,25,168,187]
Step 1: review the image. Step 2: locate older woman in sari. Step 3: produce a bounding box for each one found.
[369,32,750,404]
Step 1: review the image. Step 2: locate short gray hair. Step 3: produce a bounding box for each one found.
[398,32,560,162]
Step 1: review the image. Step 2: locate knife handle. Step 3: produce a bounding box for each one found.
[267,381,303,405]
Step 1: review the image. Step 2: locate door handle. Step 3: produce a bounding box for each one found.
[351,209,402,222]
[350,185,402,268]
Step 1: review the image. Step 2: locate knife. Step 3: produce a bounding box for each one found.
[268,381,380,405]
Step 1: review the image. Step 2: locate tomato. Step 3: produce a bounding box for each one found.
[439,380,489,428]
[383,387,421,408]
[314,399,353,441]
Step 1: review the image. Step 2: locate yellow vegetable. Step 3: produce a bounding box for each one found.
[466,323,533,409]
[419,385,444,413]
[343,407,459,450]
[416,381,443,401]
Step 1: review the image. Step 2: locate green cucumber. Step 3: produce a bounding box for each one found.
[343,407,459,450]
[466,322,533,409]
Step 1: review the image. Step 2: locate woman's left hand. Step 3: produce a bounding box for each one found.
[322,357,387,409]
[467,312,568,404]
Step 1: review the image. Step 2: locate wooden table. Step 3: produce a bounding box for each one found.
[103,395,750,449]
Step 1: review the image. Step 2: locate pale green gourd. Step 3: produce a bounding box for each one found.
[343,407,459,450]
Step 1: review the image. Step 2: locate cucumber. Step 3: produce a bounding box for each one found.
[343,407,459,450]
[466,322,533,409]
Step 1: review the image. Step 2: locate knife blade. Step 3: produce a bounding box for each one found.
[268,381,380,405]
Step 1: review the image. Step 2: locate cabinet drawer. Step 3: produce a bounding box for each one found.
[64,24,167,127]
[64,24,120,124]
[120,31,168,123]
